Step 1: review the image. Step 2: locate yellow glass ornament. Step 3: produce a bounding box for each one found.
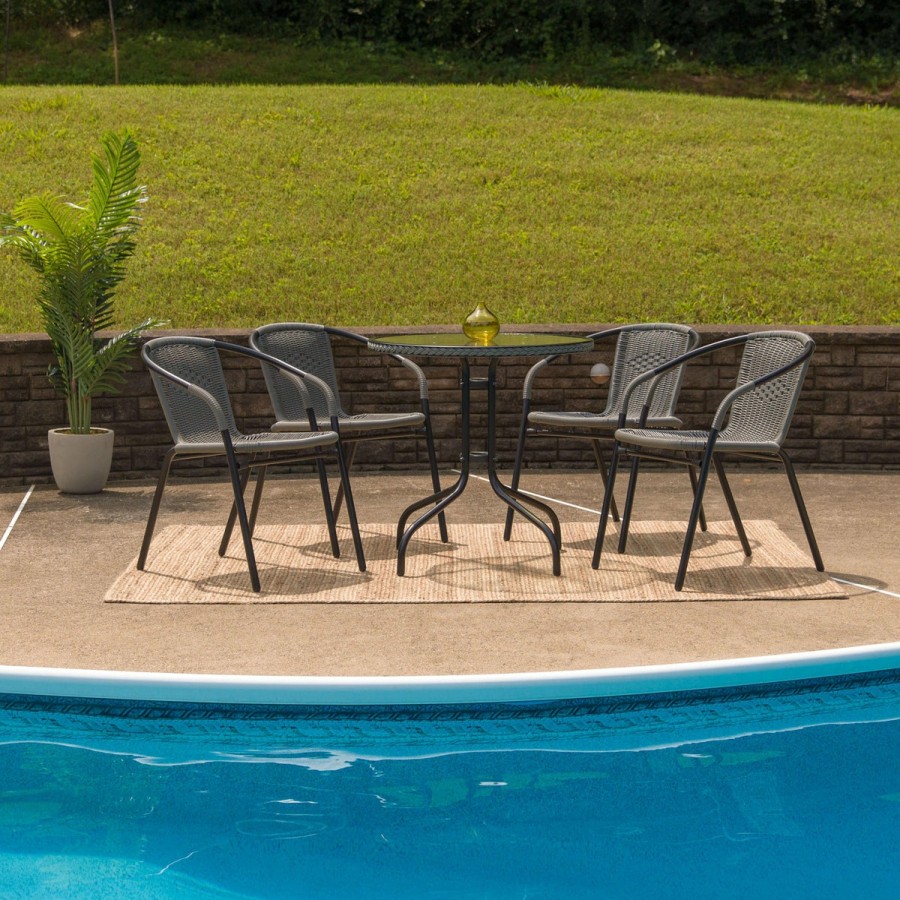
[462,303,500,345]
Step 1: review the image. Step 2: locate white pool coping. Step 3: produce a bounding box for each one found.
[2,642,900,706]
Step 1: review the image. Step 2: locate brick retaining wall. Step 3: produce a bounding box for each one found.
[0,325,896,485]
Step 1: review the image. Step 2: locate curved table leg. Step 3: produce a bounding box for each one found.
[484,359,562,576]
[395,360,471,575]
[395,357,564,577]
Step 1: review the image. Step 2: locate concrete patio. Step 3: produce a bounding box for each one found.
[1,468,897,678]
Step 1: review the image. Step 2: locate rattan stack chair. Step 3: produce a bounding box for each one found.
[504,323,701,541]
[138,337,366,593]
[593,330,824,591]
[250,322,448,541]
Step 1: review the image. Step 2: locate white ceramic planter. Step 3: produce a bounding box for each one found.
[47,427,115,494]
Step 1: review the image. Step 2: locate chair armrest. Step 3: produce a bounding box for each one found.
[214,340,341,429]
[142,351,232,432]
[520,327,623,400]
[709,338,814,431]
[618,332,813,430]
[328,326,430,400]
[618,334,750,426]
[391,354,430,400]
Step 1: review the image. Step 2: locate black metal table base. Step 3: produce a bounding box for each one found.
[395,359,562,576]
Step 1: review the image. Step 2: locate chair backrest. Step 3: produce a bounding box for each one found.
[604,324,700,419]
[143,337,239,445]
[251,323,347,424]
[722,331,815,446]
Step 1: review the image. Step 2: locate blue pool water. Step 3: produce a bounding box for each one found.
[2,668,900,898]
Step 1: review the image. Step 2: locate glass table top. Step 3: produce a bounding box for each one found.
[367,332,594,357]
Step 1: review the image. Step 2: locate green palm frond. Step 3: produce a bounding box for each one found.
[0,197,75,275]
[78,320,157,398]
[0,226,47,274]
[88,131,146,247]
[10,194,79,245]
[42,302,96,385]
[39,235,104,324]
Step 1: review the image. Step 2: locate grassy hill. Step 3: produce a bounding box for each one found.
[1,84,897,331]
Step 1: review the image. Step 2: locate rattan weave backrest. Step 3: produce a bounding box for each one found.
[605,324,699,418]
[144,337,238,444]
[251,324,346,424]
[722,331,814,445]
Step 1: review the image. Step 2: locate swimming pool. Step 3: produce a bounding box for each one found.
[2,644,899,899]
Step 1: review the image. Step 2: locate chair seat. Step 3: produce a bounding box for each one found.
[271,411,426,433]
[529,410,683,431]
[174,429,339,455]
[615,427,781,455]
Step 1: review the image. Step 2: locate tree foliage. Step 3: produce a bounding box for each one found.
[10,1,899,63]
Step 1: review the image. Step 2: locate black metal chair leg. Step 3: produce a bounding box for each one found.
[331,442,357,521]
[247,466,267,536]
[137,448,177,570]
[592,442,622,568]
[591,439,620,523]
[687,459,707,532]
[713,456,751,557]
[617,455,641,553]
[222,433,261,593]
[219,464,253,556]
[423,403,449,543]
[780,450,825,571]
[503,400,531,541]
[315,456,341,559]
[675,436,717,591]
[335,446,366,573]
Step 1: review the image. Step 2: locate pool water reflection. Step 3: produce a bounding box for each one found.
[2,671,899,899]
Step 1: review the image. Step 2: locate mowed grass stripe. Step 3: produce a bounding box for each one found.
[0,84,897,331]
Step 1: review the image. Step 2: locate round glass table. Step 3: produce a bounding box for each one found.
[366,332,595,576]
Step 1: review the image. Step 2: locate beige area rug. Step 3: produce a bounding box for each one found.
[105,520,846,604]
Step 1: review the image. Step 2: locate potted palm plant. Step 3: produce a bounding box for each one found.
[0,130,161,493]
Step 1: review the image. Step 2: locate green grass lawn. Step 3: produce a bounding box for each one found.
[1,84,897,331]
